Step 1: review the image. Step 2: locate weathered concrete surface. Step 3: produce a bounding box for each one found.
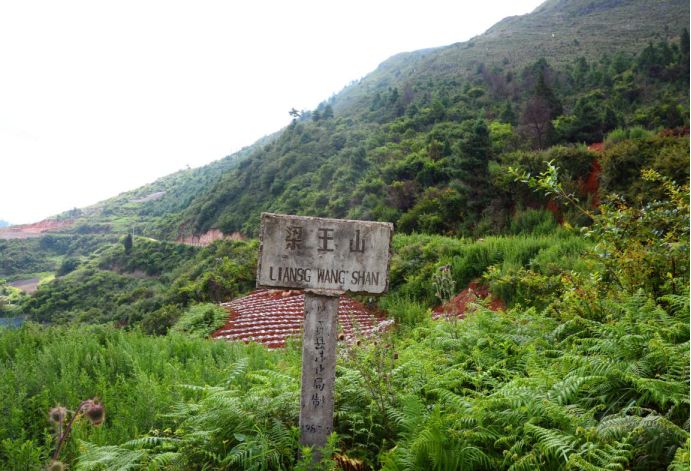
[299,291,339,455]
[257,213,393,294]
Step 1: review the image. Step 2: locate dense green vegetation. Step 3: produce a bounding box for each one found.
[15,237,257,333]
[0,235,117,279]
[0,324,275,469]
[176,32,688,239]
[0,165,687,469]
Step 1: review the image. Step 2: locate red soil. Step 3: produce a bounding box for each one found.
[212,289,393,349]
[581,158,602,208]
[587,142,604,152]
[0,219,74,239]
[544,142,604,219]
[176,229,244,246]
[8,278,40,294]
[432,281,505,320]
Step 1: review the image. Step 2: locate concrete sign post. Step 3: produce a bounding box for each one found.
[299,292,339,447]
[257,213,393,457]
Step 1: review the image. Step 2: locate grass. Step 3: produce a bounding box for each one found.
[387,230,592,307]
[0,323,276,467]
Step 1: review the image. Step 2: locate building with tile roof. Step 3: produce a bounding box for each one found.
[212,289,393,349]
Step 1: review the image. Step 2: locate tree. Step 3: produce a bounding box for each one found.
[680,28,689,82]
[534,70,562,117]
[500,101,517,125]
[559,96,604,143]
[123,233,133,255]
[520,61,562,149]
[519,95,553,149]
[458,120,492,215]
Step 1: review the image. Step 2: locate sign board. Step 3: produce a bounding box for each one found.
[257,213,393,294]
[257,212,393,459]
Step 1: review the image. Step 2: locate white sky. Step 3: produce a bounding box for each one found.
[0,0,543,225]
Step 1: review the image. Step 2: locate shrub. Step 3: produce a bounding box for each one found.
[141,304,181,335]
[171,303,228,338]
[509,209,557,235]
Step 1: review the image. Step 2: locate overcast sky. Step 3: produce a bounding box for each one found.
[0,0,543,225]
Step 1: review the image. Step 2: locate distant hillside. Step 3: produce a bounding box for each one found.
[54,133,278,239]
[33,0,690,240]
[170,0,688,238]
[333,0,688,115]
[0,220,10,228]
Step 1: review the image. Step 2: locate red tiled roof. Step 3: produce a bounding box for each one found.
[212,289,393,349]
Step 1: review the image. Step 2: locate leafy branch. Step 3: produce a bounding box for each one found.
[508,160,592,220]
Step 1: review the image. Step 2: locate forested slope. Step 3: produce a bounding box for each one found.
[178,28,689,237]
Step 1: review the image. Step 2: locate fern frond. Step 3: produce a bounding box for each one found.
[569,440,632,470]
[434,388,472,411]
[225,356,249,385]
[506,451,540,471]
[597,414,640,439]
[632,376,688,409]
[147,451,183,470]
[548,374,600,405]
[525,423,576,462]
[387,395,427,434]
[658,293,690,318]
[74,441,148,471]
[667,437,690,471]
[122,436,178,449]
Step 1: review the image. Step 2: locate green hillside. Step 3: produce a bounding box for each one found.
[171,0,688,238]
[26,0,686,242]
[333,0,689,115]
[55,134,277,239]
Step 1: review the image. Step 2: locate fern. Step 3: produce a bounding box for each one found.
[122,436,178,449]
[74,441,147,471]
[547,374,601,405]
[147,451,183,470]
[659,293,690,318]
[667,438,690,471]
[506,451,540,471]
[525,423,576,462]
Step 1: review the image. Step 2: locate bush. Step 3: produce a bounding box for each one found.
[604,126,653,145]
[509,209,557,235]
[171,303,228,338]
[57,258,80,277]
[141,304,181,335]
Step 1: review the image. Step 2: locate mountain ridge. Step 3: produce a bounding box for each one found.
[22,0,690,239]
[334,0,688,116]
